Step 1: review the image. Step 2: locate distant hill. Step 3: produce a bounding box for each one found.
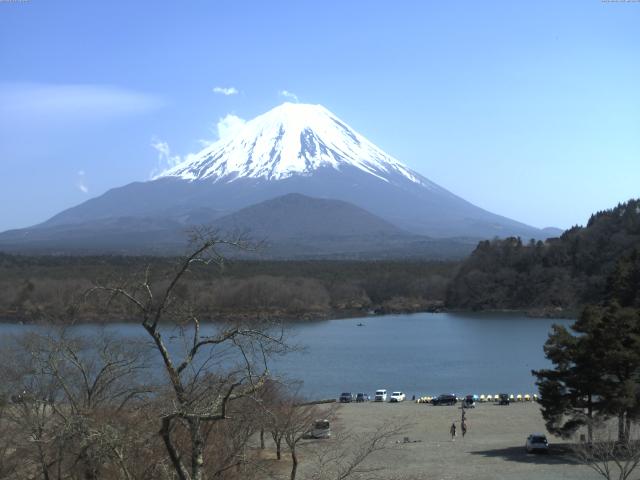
[214,193,407,239]
[0,193,477,259]
[446,199,640,312]
[211,193,479,259]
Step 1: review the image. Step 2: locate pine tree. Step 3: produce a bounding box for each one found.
[534,304,640,442]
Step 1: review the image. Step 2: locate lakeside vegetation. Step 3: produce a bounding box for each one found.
[446,199,640,315]
[531,226,640,479]
[3,199,640,324]
[0,254,457,323]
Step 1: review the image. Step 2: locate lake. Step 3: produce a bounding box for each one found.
[273,312,572,398]
[0,312,572,399]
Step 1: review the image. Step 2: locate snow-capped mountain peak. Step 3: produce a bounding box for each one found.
[158,102,426,185]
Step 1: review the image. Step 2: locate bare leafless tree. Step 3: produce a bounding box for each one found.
[0,328,154,480]
[0,396,20,479]
[282,401,319,480]
[88,229,289,480]
[306,422,405,480]
[572,422,640,480]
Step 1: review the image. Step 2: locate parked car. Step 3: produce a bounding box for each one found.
[432,394,457,406]
[462,394,476,408]
[525,433,549,453]
[374,389,387,402]
[339,392,355,403]
[498,393,510,405]
[389,391,406,402]
[355,393,370,402]
[303,419,331,439]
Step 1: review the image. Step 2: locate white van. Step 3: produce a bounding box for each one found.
[374,389,387,402]
[309,419,331,439]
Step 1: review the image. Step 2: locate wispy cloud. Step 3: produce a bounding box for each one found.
[0,83,164,123]
[212,86,239,96]
[151,137,182,174]
[216,114,246,140]
[196,113,247,148]
[151,113,246,178]
[279,90,299,103]
[76,170,89,194]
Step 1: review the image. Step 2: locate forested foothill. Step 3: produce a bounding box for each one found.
[3,199,640,324]
[446,199,640,315]
[531,211,640,479]
[0,254,456,324]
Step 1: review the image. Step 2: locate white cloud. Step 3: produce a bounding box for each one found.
[150,114,246,178]
[212,86,239,96]
[216,114,246,140]
[150,137,182,176]
[0,83,164,123]
[76,170,89,194]
[279,90,299,102]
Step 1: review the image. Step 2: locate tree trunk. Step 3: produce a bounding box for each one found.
[160,417,190,480]
[191,419,205,480]
[618,412,625,443]
[290,446,298,480]
[276,438,282,460]
[260,428,265,449]
[36,439,51,480]
[587,396,593,444]
[625,413,631,443]
[81,448,99,480]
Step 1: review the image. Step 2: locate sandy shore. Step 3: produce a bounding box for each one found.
[291,401,602,480]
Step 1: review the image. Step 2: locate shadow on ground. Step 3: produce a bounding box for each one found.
[469,444,580,465]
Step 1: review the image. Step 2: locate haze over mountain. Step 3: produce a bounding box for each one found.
[0,102,559,256]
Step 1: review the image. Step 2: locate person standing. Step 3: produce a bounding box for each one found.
[450,422,457,441]
[461,407,467,438]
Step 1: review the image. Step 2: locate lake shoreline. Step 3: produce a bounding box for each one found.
[0,311,573,396]
[0,302,577,325]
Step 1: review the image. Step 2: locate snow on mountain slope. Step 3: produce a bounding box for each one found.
[158,102,439,189]
[0,100,553,250]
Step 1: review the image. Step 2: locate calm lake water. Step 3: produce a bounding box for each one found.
[0,312,572,399]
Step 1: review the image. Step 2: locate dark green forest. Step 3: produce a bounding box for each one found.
[3,198,640,323]
[0,254,456,323]
[446,199,640,314]
[532,206,640,446]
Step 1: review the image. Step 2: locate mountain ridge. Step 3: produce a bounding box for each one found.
[0,102,560,255]
[0,193,478,259]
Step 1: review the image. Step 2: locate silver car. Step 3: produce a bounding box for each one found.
[525,433,549,453]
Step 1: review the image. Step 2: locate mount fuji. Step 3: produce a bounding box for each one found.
[0,102,557,257]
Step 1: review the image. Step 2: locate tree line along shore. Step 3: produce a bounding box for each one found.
[1,198,639,324]
[0,255,455,323]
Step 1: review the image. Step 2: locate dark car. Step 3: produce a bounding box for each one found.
[432,394,457,406]
[355,393,370,402]
[498,393,510,405]
[463,394,476,408]
[339,392,355,403]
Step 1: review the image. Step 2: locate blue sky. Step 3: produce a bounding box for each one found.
[1,0,638,231]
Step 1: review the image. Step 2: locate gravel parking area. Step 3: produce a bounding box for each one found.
[295,401,602,480]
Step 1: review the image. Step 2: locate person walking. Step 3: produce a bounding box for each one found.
[461,420,467,438]
[450,422,457,441]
